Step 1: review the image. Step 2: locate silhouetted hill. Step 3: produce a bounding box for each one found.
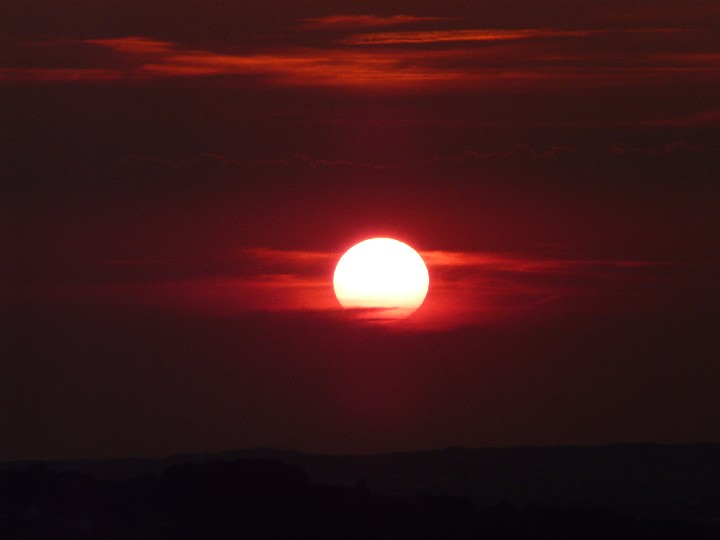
[2,448,304,483]
[3,445,720,537]
[2,455,716,539]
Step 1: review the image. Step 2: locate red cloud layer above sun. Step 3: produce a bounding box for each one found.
[2,18,718,98]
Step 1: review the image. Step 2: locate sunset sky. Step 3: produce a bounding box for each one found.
[2,0,719,460]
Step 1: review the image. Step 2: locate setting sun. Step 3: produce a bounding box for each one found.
[333,238,429,319]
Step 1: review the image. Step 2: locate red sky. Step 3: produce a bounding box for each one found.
[1,0,719,460]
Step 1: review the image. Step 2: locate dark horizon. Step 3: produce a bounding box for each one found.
[4,443,720,537]
[4,440,720,467]
[2,0,720,461]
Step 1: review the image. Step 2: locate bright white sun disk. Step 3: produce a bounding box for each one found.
[333,238,429,318]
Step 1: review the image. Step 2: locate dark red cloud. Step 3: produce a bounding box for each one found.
[2,16,717,96]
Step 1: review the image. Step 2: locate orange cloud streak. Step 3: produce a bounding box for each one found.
[343,28,596,45]
[94,45,713,90]
[135,48,483,87]
[342,27,681,45]
[2,28,715,91]
[84,36,174,54]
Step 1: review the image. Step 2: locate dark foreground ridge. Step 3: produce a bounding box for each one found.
[2,445,719,538]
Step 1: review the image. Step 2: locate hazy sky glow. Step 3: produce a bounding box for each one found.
[2,0,719,460]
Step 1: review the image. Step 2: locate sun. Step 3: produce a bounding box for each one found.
[333,238,429,319]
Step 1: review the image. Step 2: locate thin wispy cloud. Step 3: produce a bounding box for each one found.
[343,28,595,45]
[84,36,174,54]
[18,247,696,327]
[421,251,663,273]
[1,24,715,93]
[300,15,456,30]
[341,27,681,45]
[0,67,121,82]
[641,109,720,127]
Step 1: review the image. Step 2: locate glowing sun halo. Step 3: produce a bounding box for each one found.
[333,238,429,319]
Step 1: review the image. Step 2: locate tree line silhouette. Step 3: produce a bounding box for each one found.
[1,458,712,539]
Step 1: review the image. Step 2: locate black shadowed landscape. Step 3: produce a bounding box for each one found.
[3,445,720,538]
